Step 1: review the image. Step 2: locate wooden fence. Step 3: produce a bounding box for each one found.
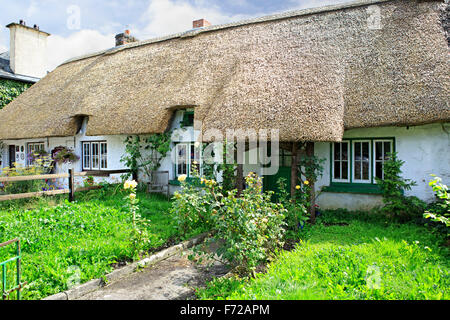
[0,169,104,202]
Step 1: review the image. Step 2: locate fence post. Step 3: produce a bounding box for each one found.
[68,169,74,202]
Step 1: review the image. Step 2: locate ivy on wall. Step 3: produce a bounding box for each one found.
[0,78,31,110]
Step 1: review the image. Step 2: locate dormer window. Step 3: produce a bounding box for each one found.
[180,110,194,127]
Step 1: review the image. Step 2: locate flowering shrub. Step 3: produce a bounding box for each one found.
[124,180,151,257]
[276,178,309,238]
[215,173,286,275]
[424,175,449,229]
[170,169,221,235]
[1,159,54,194]
[172,171,286,275]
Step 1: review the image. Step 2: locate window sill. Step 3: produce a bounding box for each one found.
[322,183,383,195]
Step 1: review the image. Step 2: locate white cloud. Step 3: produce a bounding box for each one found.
[0,29,7,53]
[135,0,254,40]
[47,29,114,71]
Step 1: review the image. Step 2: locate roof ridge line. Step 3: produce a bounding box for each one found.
[60,0,398,67]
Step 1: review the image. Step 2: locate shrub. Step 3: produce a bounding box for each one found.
[375,152,426,222]
[276,177,308,238]
[170,173,220,236]
[215,173,286,275]
[172,171,286,275]
[424,175,449,229]
[0,161,54,194]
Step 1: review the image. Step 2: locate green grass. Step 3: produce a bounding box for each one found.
[0,188,195,300]
[197,210,449,300]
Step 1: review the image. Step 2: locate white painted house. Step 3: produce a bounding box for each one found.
[0,0,448,210]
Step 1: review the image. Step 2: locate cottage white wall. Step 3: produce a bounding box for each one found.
[1,122,130,188]
[315,123,450,210]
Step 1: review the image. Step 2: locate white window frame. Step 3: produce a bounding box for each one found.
[27,142,45,166]
[175,142,202,178]
[373,139,393,182]
[352,140,371,183]
[82,141,107,170]
[331,142,350,183]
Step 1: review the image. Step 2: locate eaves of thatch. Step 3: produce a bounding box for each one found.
[0,0,448,142]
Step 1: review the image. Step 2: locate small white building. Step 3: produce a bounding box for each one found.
[0,0,448,210]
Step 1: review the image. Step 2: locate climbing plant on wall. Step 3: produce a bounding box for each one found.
[121,132,172,181]
[0,79,31,109]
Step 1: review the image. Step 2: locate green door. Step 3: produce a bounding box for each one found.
[263,166,292,201]
[263,149,297,201]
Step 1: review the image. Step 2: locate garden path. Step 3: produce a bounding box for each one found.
[78,246,228,300]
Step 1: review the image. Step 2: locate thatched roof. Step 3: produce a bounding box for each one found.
[0,0,448,142]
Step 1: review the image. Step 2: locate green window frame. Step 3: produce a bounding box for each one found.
[326,137,395,194]
[180,110,194,127]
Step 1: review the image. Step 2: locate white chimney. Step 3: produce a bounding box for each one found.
[6,21,50,79]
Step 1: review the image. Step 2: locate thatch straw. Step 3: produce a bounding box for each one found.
[0,0,448,142]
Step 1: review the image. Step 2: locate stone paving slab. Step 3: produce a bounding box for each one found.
[78,249,228,300]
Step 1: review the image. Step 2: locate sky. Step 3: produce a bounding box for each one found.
[0,0,349,71]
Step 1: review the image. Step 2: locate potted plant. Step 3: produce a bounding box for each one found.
[51,146,80,164]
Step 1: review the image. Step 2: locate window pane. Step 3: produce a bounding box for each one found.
[362,142,369,160]
[376,142,383,160]
[362,161,369,180]
[354,161,361,180]
[342,142,348,161]
[334,161,341,179]
[83,143,90,169]
[334,143,341,161]
[92,143,99,169]
[376,161,383,179]
[177,144,187,175]
[384,142,391,160]
[354,142,361,161]
[100,143,107,169]
[342,161,348,180]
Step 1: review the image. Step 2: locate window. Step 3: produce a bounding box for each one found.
[82,141,107,170]
[175,142,201,177]
[331,138,394,185]
[332,142,349,182]
[352,140,371,183]
[27,142,45,165]
[374,140,393,180]
[180,110,194,127]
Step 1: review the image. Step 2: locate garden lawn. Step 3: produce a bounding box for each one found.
[197,211,449,300]
[0,189,196,300]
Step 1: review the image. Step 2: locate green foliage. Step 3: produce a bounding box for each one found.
[0,79,31,109]
[197,210,449,300]
[0,190,184,300]
[51,146,79,164]
[424,175,449,228]
[121,133,172,180]
[170,165,221,236]
[172,172,286,275]
[0,158,54,194]
[214,174,286,275]
[276,177,308,238]
[124,180,151,257]
[375,152,426,222]
[298,152,325,184]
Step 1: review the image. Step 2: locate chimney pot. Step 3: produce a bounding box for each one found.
[115,30,139,46]
[193,19,211,29]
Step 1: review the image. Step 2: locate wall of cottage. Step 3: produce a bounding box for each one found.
[1,121,448,210]
[314,122,450,210]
